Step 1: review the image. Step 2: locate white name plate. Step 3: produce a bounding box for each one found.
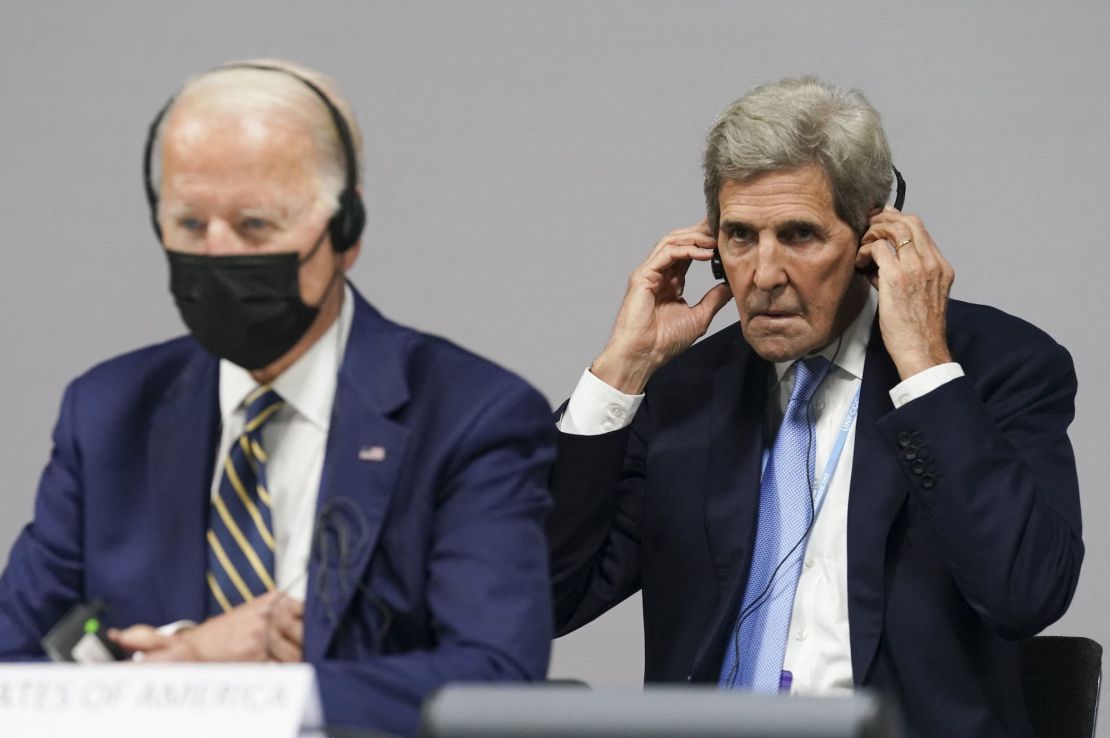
[0,663,323,738]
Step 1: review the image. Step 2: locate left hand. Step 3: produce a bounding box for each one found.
[856,206,955,380]
[109,590,304,663]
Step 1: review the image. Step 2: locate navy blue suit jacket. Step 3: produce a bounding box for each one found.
[0,287,556,737]
[549,299,1082,737]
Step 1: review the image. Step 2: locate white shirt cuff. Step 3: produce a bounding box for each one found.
[129,620,197,661]
[888,362,965,408]
[155,620,197,636]
[557,369,644,435]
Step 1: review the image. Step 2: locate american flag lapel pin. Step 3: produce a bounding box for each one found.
[358,445,387,462]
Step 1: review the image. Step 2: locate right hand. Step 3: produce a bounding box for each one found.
[110,590,304,663]
[591,220,733,394]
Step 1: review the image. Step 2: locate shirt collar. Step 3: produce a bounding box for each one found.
[771,287,877,384]
[219,283,356,430]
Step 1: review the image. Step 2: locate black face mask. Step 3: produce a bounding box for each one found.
[167,234,335,370]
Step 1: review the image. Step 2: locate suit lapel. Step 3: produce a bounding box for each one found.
[303,289,411,662]
[690,313,910,682]
[147,347,220,624]
[847,317,908,683]
[691,339,767,680]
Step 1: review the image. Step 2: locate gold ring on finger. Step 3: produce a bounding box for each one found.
[895,238,914,251]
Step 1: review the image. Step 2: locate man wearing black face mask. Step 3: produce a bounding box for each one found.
[0,60,556,738]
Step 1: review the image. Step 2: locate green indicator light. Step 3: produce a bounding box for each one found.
[84,618,100,635]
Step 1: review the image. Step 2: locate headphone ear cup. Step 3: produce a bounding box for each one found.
[711,247,728,282]
[329,188,366,253]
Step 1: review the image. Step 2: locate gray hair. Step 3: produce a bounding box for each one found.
[703,76,892,235]
[154,58,362,210]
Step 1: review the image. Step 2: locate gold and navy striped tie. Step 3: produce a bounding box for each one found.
[206,385,284,614]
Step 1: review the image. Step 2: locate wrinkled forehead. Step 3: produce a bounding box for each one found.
[717,165,842,224]
[162,103,312,157]
[164,101,320,169]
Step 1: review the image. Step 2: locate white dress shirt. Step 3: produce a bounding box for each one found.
[213,284,355,602]
[558,288,964,693]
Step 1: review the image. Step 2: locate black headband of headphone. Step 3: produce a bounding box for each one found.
[142,63,366,253]
[892,164,906,211]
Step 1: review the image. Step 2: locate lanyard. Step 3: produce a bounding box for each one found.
[762,383,862,520]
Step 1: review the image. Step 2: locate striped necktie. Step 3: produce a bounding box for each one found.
[206,385,284,614]
[719,356,830,691]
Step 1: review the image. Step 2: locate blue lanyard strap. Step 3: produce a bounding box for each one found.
[811,385,861,518]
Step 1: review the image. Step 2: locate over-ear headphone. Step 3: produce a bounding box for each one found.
[709,165,907,282]
[709,244,727,281]
[142,63,366,253]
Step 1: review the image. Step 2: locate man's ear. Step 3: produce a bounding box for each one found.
[341,241,361,270]
[855,206,885,248]
[855,210,882,276]
[855,239,880,284]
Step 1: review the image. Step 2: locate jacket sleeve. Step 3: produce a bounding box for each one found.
[547,397,650,636]
[314,381,557,738]
[876,339,1082,639]
[0,381,85,660]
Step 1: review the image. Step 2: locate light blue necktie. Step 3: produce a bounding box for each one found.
[719,356,830,691]
[206,385,284,615]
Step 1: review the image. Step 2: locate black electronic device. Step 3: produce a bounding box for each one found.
[40,600,126,663]
[142,63,366,253]
[710,165,906,282]
[420,685,903,738]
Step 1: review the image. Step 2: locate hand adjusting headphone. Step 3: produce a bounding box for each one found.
[142,63,366,253]
[709,165,907,281]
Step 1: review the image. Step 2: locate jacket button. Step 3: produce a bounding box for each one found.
[911,459,926,474]
[904,445,918,461]
[897,431,912,448]
[921,474,936,489]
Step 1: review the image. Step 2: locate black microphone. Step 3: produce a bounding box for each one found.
[41,600,127,663]
[310,496,382,629]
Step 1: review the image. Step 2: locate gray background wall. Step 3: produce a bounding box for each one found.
[2,0,1107,730]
